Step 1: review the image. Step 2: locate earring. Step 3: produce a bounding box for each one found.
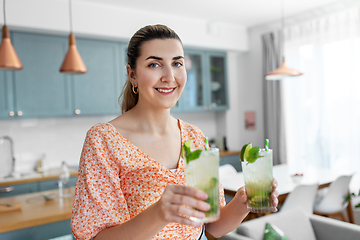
[132,85,139,94]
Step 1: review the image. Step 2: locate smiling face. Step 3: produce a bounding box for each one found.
[127,39,186,110]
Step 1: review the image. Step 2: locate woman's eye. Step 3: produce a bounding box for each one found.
[148,63,159,68]
[173,62,183,67]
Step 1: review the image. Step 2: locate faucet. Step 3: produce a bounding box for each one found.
[0,136,15,178]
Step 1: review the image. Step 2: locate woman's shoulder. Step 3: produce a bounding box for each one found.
[178,119,205,141]
[85,123,116,138]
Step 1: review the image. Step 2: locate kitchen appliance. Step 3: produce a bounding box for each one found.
[0,136,15,178]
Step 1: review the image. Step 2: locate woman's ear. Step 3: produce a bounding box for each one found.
[127,65,137,85]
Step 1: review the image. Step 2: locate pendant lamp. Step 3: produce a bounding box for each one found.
[0,0,22,70]
[60,0,86,74]
[265,0,302,80]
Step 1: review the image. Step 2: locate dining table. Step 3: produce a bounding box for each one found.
[219,163,355,222]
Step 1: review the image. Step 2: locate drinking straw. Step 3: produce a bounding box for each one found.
[205,137,209,151]
[265,139,269,151]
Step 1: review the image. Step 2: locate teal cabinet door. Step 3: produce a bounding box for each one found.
[72,38,123,116]
[0,71,14,118]
[12,32,72,118]
[173,49,229,113]
[206,51,229,111]
[0,182,38,198]
[175,49,207,113]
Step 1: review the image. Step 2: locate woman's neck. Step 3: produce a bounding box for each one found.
[127,104,175,135]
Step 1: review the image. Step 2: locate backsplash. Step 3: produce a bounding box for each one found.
[0,113,218,173]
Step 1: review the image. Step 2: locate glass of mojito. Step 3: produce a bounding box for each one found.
[182,140,220,223]
[240,143,273,213]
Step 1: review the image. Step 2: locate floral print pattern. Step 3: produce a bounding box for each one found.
[71,119,226,240]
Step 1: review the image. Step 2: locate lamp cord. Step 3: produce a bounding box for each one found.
[280,0,285,61]
[69,0,73,33]
[3,0,6,26]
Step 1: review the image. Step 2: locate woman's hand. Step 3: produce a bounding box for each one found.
[271,178,279,212]
[235,178,279,212]
[155,184,210,227]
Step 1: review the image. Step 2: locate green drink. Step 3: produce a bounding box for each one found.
[241,143,273,213]
[183,141,220,223]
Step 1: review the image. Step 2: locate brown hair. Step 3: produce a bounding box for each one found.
[119,24,183,113]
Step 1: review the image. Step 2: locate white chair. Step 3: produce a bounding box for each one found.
[280,183,319,213]
[313,174,353,222]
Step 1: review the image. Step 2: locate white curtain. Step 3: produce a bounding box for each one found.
[281,7,360,174]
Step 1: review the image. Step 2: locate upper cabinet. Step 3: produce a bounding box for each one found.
[71,38,124,116]
[172,49,229,113]
[0,31,228,119]
[0,32,124,119]
[8,32,72,118]
[0,71,14,118]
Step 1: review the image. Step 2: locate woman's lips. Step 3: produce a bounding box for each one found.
[156,87,176,93]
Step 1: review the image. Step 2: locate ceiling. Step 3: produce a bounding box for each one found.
[76,0,358,28]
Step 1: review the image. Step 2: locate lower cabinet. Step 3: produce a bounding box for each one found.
[0,182,38,198]
[0,176,77,198]
[0,219,74,240]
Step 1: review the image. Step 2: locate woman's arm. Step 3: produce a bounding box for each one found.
[94,185,210,240]
[206,180,279,238]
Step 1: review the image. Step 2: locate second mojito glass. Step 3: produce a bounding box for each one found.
[184,147,220,223]
[241,149,273,213]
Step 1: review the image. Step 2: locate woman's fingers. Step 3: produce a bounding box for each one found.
[271,178,279,212]
[272,178,278,190]
[170,185,208,200]
[158,185,210,225]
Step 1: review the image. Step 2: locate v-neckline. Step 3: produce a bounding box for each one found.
[105,119,185,175]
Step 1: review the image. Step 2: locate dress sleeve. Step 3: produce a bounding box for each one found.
[71,126,130,240]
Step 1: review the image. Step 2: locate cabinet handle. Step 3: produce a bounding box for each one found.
[17,111,23,116]
[0,186,14,193]
[75,109,81,115]
[9,111,15,117]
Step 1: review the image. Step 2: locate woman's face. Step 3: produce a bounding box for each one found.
[128,39,186,110]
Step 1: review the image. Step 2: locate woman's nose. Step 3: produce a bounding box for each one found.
[161,66,175,82]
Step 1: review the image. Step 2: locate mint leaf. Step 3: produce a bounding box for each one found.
[185,149,202,163]
[246,147,263,163]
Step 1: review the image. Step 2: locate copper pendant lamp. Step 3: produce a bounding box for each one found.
[265,0,302,81]
[60,0,86,74]
[0,0,22,70]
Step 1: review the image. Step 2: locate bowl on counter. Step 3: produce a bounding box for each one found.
[290,173,304,184]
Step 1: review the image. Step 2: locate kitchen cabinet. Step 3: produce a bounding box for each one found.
[0,30,228,118]
[38,176,77,192]
[0,176,77,199]
[0,71,14,118]
[173,49,229,113]
[0,31,124,119]
[11,32,72,118]
[0,220,74,240]
[71,38,124,116]
[0,182,38,198]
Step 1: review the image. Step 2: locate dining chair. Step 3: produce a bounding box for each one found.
[280,183,319,213]
[313,174,353,222]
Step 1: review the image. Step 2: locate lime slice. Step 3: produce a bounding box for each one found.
[240,143,252,162]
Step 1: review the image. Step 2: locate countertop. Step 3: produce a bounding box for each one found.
[0,188,74,233]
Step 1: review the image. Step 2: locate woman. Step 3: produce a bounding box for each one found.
[71,24,279,240]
